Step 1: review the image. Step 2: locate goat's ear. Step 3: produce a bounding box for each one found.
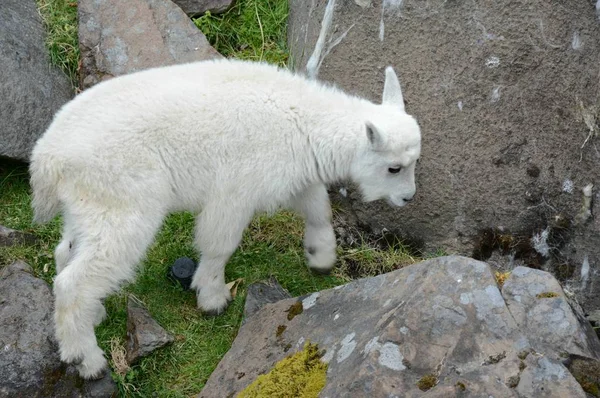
[366,121,385,150]
[382,66,405,112]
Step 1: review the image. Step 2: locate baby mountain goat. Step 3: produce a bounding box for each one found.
[30,58,421,379]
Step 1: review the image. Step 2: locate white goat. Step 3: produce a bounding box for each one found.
[29,58,421,379]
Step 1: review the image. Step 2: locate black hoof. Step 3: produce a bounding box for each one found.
[309,266,334,276]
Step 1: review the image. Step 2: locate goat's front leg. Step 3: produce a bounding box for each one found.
[291,183,337,274]
[191,203,252,315]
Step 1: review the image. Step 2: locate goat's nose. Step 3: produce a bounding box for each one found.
[403,196,414,203]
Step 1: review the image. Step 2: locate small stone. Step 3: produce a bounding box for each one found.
[167,257,198,290]
[82,367,119,398]
[172,0,234,16]
[126,296,174,365]
[242,277,292,322]
[0,225,38,247]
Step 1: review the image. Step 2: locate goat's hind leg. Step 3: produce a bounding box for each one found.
[291,183,337,274]
[54,217,75,275]
[53,208,164,379]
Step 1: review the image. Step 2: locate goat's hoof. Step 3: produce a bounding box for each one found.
[75,347,108,380]
[62,355,84,366]
[197,286,232,316]
[309,266,334,275]
[202,306,228,317]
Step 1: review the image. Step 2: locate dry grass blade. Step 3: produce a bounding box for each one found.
[110,337,130,378]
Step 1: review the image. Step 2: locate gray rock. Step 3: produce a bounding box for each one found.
[173,0,234,17]
[78,0,222,89]
[199,256,598,397]
[0,0,74,161]
[0,261,117,397]
[287,0,600,313]
[126,296,174,365]
[242,277,292,323]
[502,266,600,361]
[0,225,37,247]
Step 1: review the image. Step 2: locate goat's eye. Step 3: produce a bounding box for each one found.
[388,167,402,174]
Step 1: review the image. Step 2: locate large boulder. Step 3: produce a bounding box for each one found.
[199,256,600,397]
[78,0,222,89]
[0,0,74,161]
[0,261,117,397]
[287,0,600,312]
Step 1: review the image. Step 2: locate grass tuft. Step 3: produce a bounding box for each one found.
[194,0,289,67]
[35,0,80,87]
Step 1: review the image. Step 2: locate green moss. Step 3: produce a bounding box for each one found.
[455,381,466,391]
[569,358,600,397]
[237,342,327,398]
[494,271,511,288]
[285,301,303,321]
[517,350,530,360]
[35,0,80,87]
[507,375,520,388]
[581,381,600,397]
[276,325,286,338]
[483,351,506,365]
[536,292,560,299]
[417,374,437,391]
[519,361,526,371]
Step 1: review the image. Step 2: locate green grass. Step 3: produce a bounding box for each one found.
[4,1,424,396]
[36,0,80,88]
[194,0,289,66]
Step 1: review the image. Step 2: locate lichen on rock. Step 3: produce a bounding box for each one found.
[236,342,327,398]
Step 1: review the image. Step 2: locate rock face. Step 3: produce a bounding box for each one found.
[78,0,222,89]
[0,0,74,161]
[126,296,174,365]
[173,0,234,17]
[199,256,600,397]
[0,261,117,397]
[287,0,600,312]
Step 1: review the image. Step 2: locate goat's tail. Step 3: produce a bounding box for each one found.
[29,149,63,224]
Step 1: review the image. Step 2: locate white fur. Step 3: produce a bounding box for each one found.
[29,58,421,379]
